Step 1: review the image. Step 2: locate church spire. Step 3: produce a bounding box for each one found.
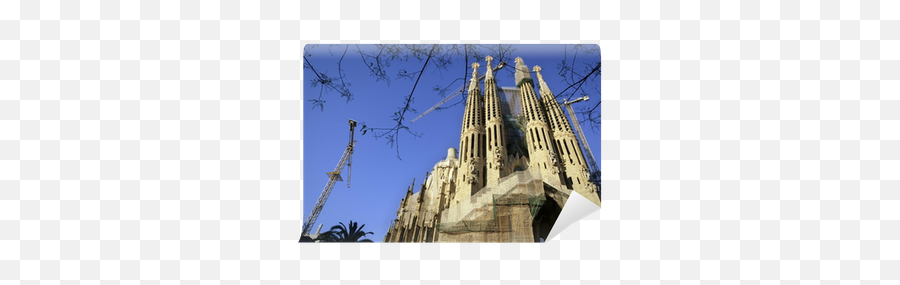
[515,57,564,187]
[456,62,486,203]
[533,65,572,134]
[485,55,494,79]
[533,65,551,97]
[468,62,480,92]
[461,62,481,130]
[534,65,598,203]
[483,55,506,185]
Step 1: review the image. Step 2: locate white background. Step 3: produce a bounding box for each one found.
[1,0,897,283]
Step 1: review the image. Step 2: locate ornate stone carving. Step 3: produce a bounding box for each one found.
[466,164,479,184]
[549,155,560,174]
[493,148,504,170]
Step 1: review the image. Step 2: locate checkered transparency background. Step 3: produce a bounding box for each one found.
[1,0,898,283]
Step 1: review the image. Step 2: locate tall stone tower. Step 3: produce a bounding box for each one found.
[385,56,601,243]
[483,56,507,186]
[534,65,596,197]
[454,63,486,204]
[514,57,565,187]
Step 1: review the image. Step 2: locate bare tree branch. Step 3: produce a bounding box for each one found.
[305,44,600,158]
[558,61,601,102]
[368,45,437,159]
[304,54,353,110]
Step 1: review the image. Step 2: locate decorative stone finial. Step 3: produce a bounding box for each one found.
[533,65,544,80]
[514,57,531,86]
[533,65,551,93]
[468,63,480,90]
[485,56,494,78]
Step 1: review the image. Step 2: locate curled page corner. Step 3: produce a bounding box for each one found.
[546,191,600,241]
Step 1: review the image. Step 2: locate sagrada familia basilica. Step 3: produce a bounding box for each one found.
[383,56,601,242]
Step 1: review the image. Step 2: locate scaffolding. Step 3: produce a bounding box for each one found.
[435,171,547,234]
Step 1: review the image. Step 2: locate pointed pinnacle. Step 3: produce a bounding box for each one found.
[533,65,551,93]
[533,65,544,81]
[514,57,532,85]
[485,55,494,78]
[469,62,480,90]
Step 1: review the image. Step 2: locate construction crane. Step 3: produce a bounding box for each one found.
[409,61,508,123]
[563,96,601,183]
[301,119,358,237]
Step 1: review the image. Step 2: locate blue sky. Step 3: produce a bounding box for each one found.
[302,44,600,241]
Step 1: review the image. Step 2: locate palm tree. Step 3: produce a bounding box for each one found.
[315,220,375,242]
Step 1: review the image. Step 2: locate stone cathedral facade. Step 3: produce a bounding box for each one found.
[383,57,601,243]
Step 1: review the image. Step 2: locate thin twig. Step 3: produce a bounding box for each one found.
[560,61,601,102]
